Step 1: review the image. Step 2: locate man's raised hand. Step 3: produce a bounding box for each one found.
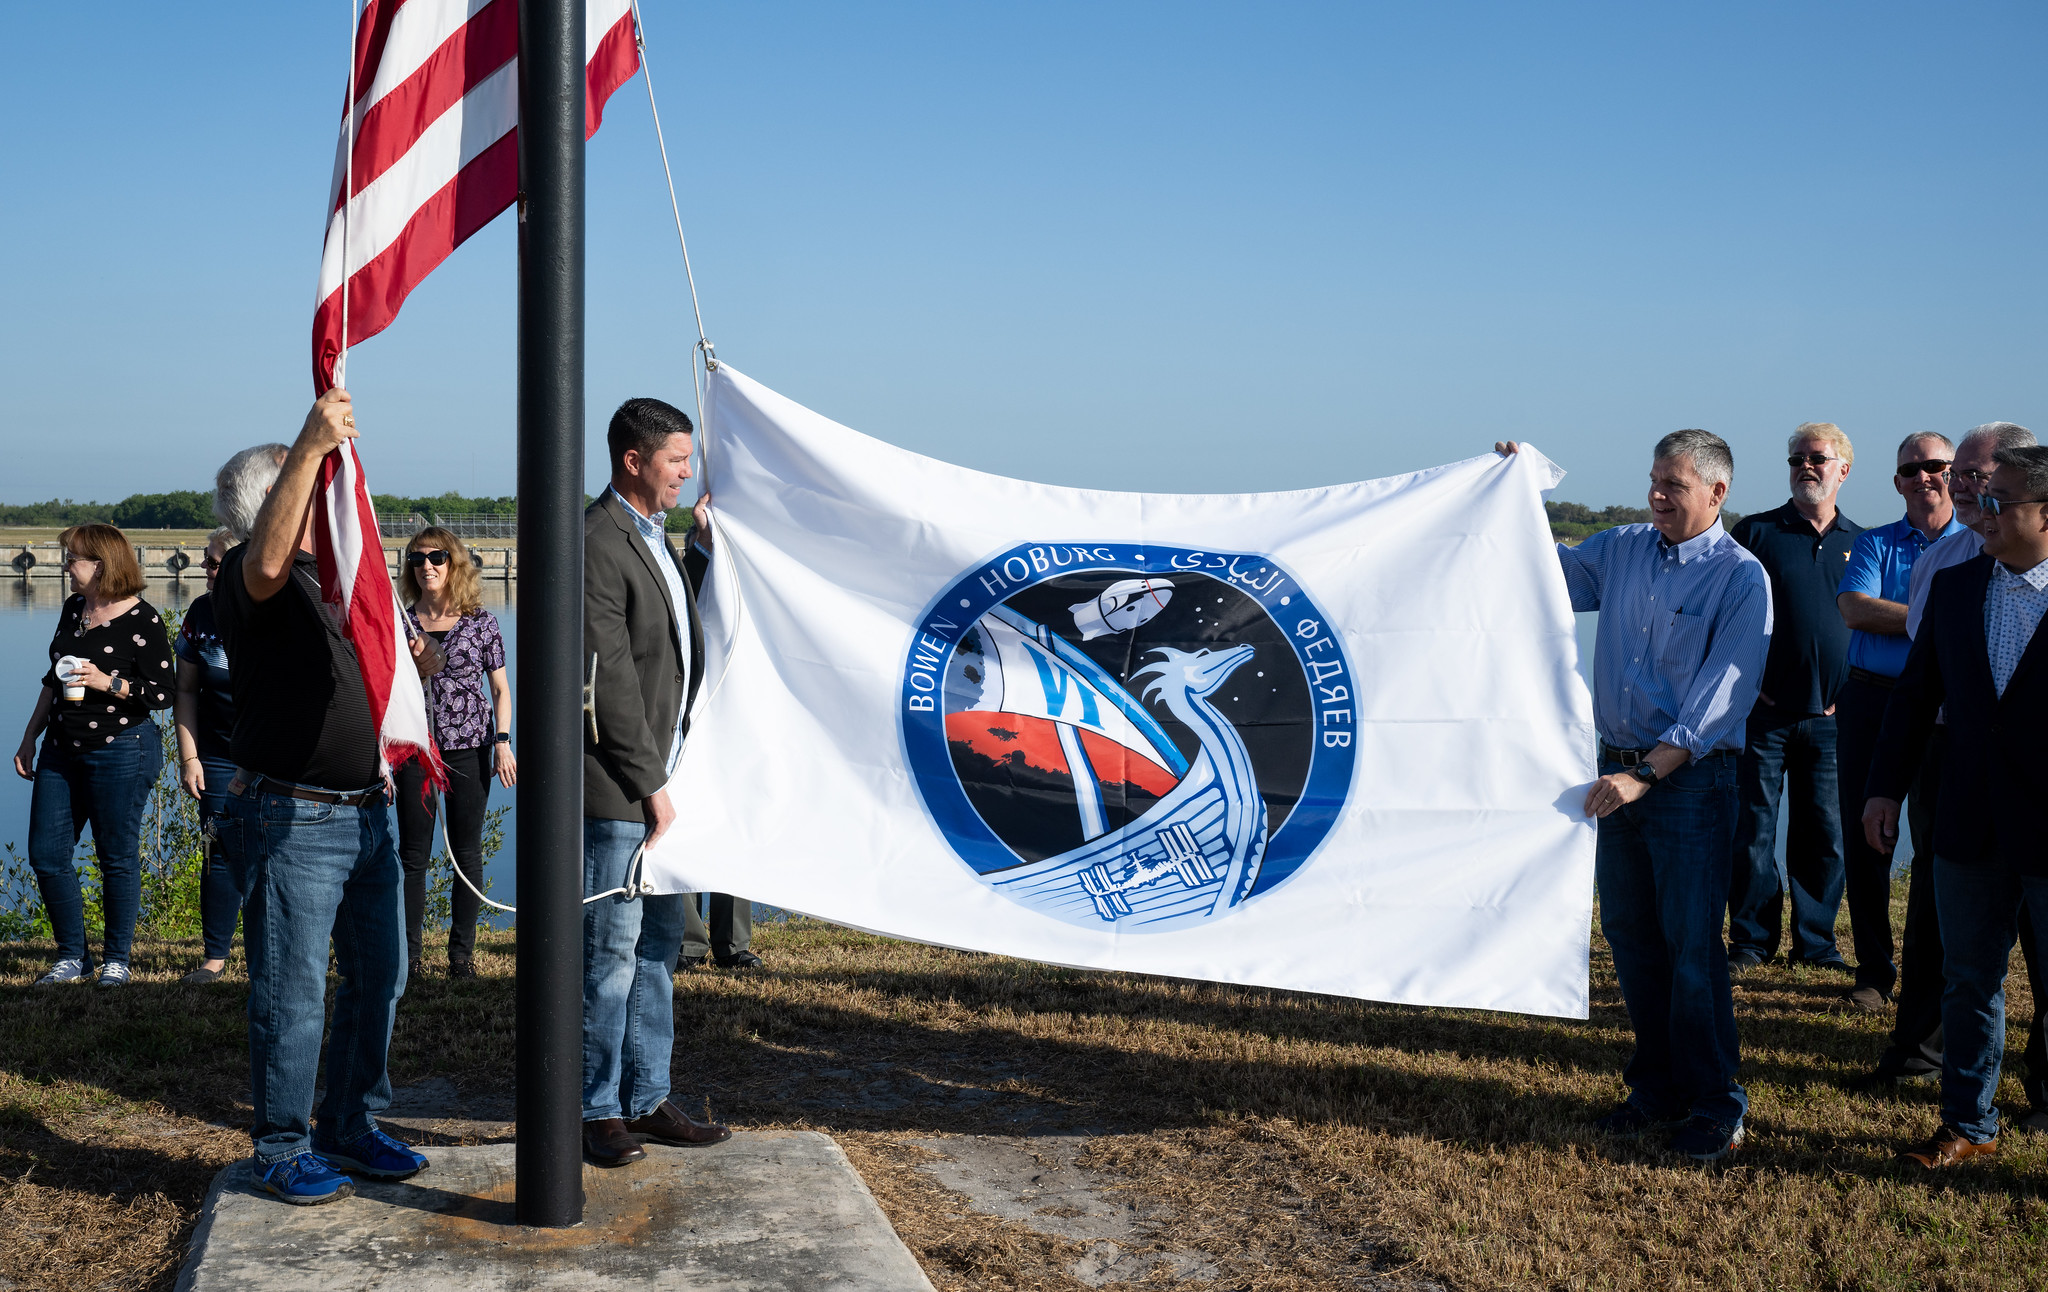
[298,388,359,458]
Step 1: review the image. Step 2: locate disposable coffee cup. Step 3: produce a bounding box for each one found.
[55,656,86,702]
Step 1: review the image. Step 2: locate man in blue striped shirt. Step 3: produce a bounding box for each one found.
[1500,429,1772,1161]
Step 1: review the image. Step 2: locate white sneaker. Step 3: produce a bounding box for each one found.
[96,962,131,987]
[35,958,89,986]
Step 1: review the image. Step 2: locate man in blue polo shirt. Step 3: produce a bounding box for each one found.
[1833,432,1965,1011]
[1726,423,1862,973]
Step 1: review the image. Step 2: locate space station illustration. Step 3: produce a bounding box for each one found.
[944,582,1269,926]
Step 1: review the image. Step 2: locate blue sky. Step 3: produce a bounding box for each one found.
[1,2,2042,522]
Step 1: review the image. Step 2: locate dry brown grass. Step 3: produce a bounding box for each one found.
[0,888,2043,1291]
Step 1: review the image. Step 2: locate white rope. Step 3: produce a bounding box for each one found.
[336,0,359,390]
[436,793,652,914]
[626,0,747,714]
[628,0,715,435]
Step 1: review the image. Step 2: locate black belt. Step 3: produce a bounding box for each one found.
[1848,667,1897,691]
[247,775,385,807]
[1599,744,1731,767]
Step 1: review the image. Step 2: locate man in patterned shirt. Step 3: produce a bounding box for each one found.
[1863,444,2048,1170]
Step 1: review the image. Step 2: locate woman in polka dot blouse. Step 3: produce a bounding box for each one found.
[11,524,175,987]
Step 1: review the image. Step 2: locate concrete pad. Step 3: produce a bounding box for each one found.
[175,1131,934,1292]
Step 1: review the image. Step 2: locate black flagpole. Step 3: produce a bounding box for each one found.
[515,0,586,1228]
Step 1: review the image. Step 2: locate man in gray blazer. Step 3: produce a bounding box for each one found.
[581,396,733,1167]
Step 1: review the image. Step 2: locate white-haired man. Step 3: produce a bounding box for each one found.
[1725,423,1862,975]
[1500,430,1771,1161]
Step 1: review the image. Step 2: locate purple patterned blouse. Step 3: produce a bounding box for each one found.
[404,608,505,751]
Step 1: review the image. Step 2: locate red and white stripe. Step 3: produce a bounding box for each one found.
[314,441,446,786]
[312,0,639,391]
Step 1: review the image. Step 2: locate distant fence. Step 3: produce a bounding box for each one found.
[7,541,519,582]
[380,511,517,540]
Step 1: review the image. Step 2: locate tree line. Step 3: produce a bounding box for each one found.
[5,492,1671,541]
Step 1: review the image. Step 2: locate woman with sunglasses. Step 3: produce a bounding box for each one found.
[12,524,175,987]
[171,527,244,983]
[395,527,516,979]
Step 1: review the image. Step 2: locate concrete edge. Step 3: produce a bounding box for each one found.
[172,1159,246,1292]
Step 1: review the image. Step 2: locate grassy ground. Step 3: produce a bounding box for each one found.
[0,891,2042,1292]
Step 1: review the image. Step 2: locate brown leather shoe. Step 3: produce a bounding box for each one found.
[583,1118,647,1167]
[1898,1124,1998,1170]
[624,1100,732,1147]
[1843,986,1889,1013]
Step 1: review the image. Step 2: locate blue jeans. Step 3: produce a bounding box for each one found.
[1595,754,1747,1126]
[582,817,689,1122]
[1728,714,1844,963]
[196,756,243,960]
[222,781,406,1164]
[1931,856,2048,1143]
[28,725,162,967]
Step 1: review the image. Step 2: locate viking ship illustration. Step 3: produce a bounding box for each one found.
[957,599,1268,926]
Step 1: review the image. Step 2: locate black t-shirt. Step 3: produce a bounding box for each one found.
[41,597,175,751]
[1730,501,1865,720]
[212,546,380,789]
[173,593,236,761]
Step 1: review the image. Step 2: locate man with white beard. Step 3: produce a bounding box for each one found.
[1724,424,1864,974]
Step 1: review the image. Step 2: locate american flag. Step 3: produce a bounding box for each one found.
[311,0,640,390]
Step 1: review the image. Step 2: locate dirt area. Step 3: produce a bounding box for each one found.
[1,906,2043,1291]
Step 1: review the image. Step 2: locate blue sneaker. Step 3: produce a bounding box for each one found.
[312,1125,430,1180]
[1669,1115,1745,1162]
[254,1152,355,1206]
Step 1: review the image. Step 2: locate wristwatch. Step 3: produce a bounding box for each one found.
[1629,761,1659,786]
[494,732,511,744]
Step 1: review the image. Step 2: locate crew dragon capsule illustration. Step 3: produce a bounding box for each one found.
[1069,578,1174,640]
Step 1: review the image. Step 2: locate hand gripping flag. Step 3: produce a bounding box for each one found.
[311,0,641,391]
[313,438,445,788]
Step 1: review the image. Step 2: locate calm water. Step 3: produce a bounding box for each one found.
[0,579,528,914]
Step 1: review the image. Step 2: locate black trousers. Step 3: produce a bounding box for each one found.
[1835,674,1938,996]
[395,744,493,964]
[1877,733,2048,1104]
[682,893,753,963]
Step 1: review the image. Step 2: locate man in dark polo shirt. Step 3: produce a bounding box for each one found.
[1725,423,1863,971]
[212,389,432,1206]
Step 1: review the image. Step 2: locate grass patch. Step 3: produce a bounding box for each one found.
[0,890,2041,1291]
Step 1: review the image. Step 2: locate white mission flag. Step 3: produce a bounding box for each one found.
[646,367,1598,1018]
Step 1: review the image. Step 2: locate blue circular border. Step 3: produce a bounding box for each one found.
[898,541,1357,917]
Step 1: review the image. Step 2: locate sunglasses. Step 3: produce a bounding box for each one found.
[1896,459,1952,478]
[59,552,97,566]
[200,557,222,572]
[405,549,451,567]
[1787,453,1842,468]
[1978,494,2048,517]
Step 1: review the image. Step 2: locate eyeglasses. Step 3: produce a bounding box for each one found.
[1787,453,1842,468]
[405,549,451,568]
[1978,494,2048,516]
[59,552,97,566]
[200,557,222,572]
[1955,469,1994,486]
[1896,459,1952,478]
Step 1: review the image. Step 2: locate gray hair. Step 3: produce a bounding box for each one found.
[1788,421,1853,466]
[213,443,290,542]
[206,525,234,550]
[1992,445,2048,500]
[1959,421,2035,455]
[1896,431,1955,460]
[1653,428,1733,489]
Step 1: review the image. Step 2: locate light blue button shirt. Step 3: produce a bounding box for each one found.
[609,486,691,774]
[1557,521,1774,758]
[1985,558,2048,698]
